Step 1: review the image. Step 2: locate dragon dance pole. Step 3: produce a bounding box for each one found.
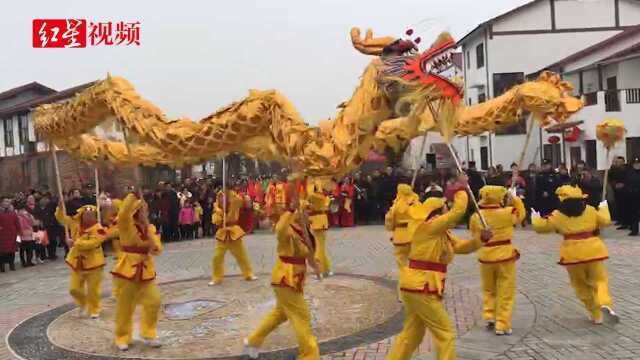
[601,149,611,202]
[511,113,536,190]
[94,167,101,224]
[50,142,70,246]
[426,101,489,228]
[411,133,429,189]
[122,127,143,196]
[222,156,227,228]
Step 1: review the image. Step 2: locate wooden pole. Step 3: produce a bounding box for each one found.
[602,149,611,202]
[94,167,101,224]
[50,143,70,246]
[426,101,489,228]
[411,133,428,189]
[511,113,536,189]
[222,156,227,228]
[122,127,143,194]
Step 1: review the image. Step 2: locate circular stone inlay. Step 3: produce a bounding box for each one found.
[9,274,402,360]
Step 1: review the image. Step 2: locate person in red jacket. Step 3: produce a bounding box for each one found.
[340,177,356,227]
[0,196,22,272]
[237,180,256,234]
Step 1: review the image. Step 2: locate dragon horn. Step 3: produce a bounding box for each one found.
[350,27,395,56]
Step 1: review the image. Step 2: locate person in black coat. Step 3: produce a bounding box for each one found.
[625,158,640,236]
[535,159,559,216]
[608,156,629,228]
[578,169,602,208]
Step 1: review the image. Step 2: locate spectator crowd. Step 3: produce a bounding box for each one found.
[2,157,639,273]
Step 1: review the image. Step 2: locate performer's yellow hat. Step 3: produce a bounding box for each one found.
[409,197,446,221]
[478,185,507,206]
[556,185,587,201]
[73,204,98,220]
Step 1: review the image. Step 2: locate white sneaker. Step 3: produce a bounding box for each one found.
[143,338,162,348]
[601,306,620,324]
[90,313,100,319]
[116,343,129,351]
[246,275,258,281]
[495,329,512,336]
[208,281,222,286]
[243,338,260,359]
[326,271,334,277]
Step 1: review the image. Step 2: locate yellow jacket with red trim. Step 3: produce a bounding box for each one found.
[532,204,611,265]
[385,187,420,245]
[55,207,106,271]
[271,211,313,292]
[111,193,162,282]
[306,192,329,231]
[400,191,481,296]
[470,195,525,263]
[212,190,246,242]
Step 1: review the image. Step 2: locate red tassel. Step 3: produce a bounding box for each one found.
[406,29,414,36]
[414,37,421,44]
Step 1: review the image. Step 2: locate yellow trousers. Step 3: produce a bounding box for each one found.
[387,292,456,360]
[69,268,103,316]
[480,261,516,331]
[312,230,331,274]
[393,244,410,295]
[566,261,612,321]
[114,278,161,346]
[212,239,254,283]
[248,286,319,360]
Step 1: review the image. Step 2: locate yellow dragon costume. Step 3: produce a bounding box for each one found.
[55,204,106,319]
[210,189,256,285]
[111,193,163,351]
[532,185,617,325]
[306,181,332,276]
[470,185,525,335]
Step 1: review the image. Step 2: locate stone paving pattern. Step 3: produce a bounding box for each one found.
[1,225,639,359]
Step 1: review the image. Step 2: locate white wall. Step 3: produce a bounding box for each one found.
[555,0,615,29]
[462,32,489,92]
[492,0,552,32]
[619,57,640,88]
[488,31,620,80]
[563,31,640,72]
[620,0,640,26]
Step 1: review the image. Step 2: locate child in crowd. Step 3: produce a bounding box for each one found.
[194,201,203,238]
[33,223,49,264]
[179,200,196,240]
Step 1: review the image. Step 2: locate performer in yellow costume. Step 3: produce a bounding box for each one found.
[111,193,163,351]
[385,184,420,283]
[387,176,490,360]
[532,185,618,324]
[210,189,257,285]
[306,181,332,276]
[103,199,123,298]
[469,185,525,335]
[56,204,106,319]
[265,177,288,223]
[244,197,320,360]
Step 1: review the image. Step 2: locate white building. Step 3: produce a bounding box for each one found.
[533,25,640,169]
[409,0,640,171]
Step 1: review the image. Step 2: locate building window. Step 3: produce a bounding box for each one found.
[22,160,31,186]
[37,158,48,185]
[3,118,13,147]
[466,50,470,69]
[478,93,486,103]
[18,114,28,146]
[476,43,484,69]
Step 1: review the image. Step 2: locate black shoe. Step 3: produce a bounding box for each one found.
[0,264,5,272]
[26,262,35,267]
[617,226,628,230]
[49,255,58,260]
[9,263,16,271]
[629,232,638,236]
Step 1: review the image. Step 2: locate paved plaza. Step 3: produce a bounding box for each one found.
[1,225,639,360]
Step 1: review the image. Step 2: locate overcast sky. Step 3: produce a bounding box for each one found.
[1,0,530,123]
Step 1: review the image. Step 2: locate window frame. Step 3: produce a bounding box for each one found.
[476,43,484,69]
[3,118,14,147]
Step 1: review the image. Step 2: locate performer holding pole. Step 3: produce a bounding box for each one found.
[244,185,321,360]
[209,156,257,286]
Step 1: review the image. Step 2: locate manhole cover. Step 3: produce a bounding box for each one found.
[163,300,226,320]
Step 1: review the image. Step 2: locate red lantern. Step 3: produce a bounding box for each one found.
[548,135,561,144]
[564,126,581,142]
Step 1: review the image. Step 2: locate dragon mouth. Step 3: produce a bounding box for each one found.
[422,47,455,78]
